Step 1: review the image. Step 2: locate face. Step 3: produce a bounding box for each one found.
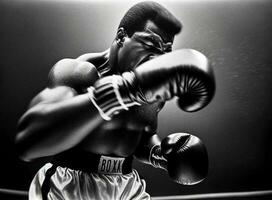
[113,20,174,73]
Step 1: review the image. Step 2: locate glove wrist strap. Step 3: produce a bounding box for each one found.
[150,145,167,170]
[87,75,140,121]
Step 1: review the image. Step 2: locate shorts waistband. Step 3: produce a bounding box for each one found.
[52,151,133,175]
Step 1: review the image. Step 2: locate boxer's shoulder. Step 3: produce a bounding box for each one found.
[76,49,110,67]
[48,57,100,92]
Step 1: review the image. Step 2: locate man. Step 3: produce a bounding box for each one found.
[16,1,215,200]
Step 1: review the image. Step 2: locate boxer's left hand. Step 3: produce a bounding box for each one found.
[150,133,208,185]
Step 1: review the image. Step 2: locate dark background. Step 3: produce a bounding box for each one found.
[0,0,272,197]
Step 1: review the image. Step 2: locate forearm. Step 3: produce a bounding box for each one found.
[16,93,103,161]
[134,134,161,166]
[16,72,140,161]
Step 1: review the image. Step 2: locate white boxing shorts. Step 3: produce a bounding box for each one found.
[29,155,150,200]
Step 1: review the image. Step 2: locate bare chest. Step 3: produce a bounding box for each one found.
[79,102,163,156]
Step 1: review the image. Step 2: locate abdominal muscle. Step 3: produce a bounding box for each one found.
[78,103,160,157]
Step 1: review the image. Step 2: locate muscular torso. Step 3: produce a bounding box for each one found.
[79,102,162,157]
[72,51,163,157]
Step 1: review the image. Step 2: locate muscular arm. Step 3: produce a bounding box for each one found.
[134,133,161,165]
[15,58,104,161]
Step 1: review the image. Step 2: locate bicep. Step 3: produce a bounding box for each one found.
[29,86,77,108]
[20,58,99,123]
[18,86,77,131]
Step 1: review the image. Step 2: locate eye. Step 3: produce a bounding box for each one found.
[143,40,155,47]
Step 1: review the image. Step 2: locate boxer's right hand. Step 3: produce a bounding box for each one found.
[150,133,208,185]
[88,49,215,120]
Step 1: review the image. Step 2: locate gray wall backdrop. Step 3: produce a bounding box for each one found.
[0,0,272,196]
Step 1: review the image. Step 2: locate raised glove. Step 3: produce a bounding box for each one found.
[88,49,215,120]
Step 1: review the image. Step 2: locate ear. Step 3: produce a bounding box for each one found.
[116,27,127,46]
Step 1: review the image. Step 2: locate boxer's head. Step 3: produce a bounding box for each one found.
[108,1,182,74]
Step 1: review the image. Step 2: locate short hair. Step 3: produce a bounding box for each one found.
[118,1,182,37]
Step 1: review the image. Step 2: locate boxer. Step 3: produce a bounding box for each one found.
[15,1,215,200]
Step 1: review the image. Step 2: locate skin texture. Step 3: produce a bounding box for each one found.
[15,20,175,162]
[115,21,173,73]
[80,21,173,156]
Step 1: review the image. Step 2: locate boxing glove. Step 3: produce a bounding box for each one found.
[150,133,208,185]
[88,49,215,120]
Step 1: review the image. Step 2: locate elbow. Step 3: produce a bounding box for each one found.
[17,150,34,162]
[15,108,48,162]
[15,130,48,162]
[15,131,35,162]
